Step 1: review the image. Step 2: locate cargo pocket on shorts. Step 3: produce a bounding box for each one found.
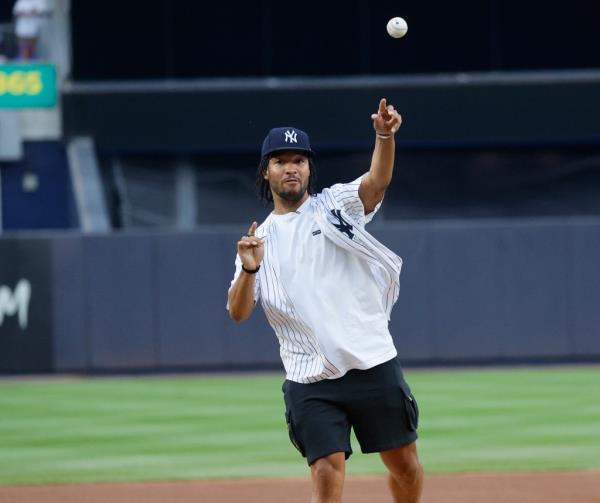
[399,381,419,431]
[285,410,306,456]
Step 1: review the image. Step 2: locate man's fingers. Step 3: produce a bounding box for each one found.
[379,98,387,113]
[238,237,264,248]
[385,110,401,125]
[373,99,401,134]
[238,242,259,251]
[247,221,257,237]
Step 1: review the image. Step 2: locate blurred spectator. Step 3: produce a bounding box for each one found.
[12,0,51,60]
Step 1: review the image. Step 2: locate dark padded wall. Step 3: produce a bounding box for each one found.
[155,232,227,366]
[52,235,87,369]
[425,225,503,359]
[84,235,157,368]
[380,226,433,361]
[499,223,570,357]
[4,217,600,373]
[372,221,581,363]
[571,221,600,355]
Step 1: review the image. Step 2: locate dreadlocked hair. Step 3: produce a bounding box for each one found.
[255,154,317,205]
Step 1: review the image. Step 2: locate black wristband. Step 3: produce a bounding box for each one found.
[242,264,260,274]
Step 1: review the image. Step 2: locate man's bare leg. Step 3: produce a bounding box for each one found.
[310,452,346,503]
[380,442,423,503]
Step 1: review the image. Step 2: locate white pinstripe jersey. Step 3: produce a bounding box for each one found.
[229,175,402,383]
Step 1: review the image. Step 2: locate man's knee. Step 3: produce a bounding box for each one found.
[395,453,422,484]
[382,444,423,484]
[394,455,422,485]
[311,454,344,485]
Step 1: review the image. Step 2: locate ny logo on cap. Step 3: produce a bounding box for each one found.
[284,130,298,144]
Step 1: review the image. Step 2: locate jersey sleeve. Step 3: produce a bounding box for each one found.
[328,173,382,227]
[226,253,260,310]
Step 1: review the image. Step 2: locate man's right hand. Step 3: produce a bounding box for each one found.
[237,221,264,270]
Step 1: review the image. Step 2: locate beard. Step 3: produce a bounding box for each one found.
[271,179,309,202]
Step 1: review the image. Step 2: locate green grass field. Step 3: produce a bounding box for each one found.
[1,366,599,485]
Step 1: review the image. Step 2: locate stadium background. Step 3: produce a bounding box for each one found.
[1,1,599,502]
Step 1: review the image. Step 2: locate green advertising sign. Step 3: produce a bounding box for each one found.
[0,64,57,108]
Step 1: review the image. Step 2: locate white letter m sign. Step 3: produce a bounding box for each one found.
[0,279,31,330]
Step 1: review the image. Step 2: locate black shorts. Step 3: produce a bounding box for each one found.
[282,357,419,465]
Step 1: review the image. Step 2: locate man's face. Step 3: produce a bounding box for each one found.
[264,151,310,202]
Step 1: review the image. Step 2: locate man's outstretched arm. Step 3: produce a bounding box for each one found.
[358,98,402,215]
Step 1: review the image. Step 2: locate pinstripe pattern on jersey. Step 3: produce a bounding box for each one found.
[256,218,340,383]
[316,182,402,320]
[232,175,400,383]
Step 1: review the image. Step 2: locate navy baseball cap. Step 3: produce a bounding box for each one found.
[261,127,315,157]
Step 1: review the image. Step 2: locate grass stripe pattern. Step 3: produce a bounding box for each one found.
[0,366,599,485]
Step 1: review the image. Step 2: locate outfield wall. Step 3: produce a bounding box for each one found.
[1,217,600,373]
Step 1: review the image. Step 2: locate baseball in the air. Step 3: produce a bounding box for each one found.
[387,17,408,38]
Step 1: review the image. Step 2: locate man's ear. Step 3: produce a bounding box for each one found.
[263,166,269,180]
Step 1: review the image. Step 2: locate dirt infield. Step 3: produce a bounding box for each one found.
[1,471,599,503]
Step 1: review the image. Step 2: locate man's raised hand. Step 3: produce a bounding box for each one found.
[371,98,402,135]
[237,221,264,271]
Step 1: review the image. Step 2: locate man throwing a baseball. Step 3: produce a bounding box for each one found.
[227,98,423,503]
